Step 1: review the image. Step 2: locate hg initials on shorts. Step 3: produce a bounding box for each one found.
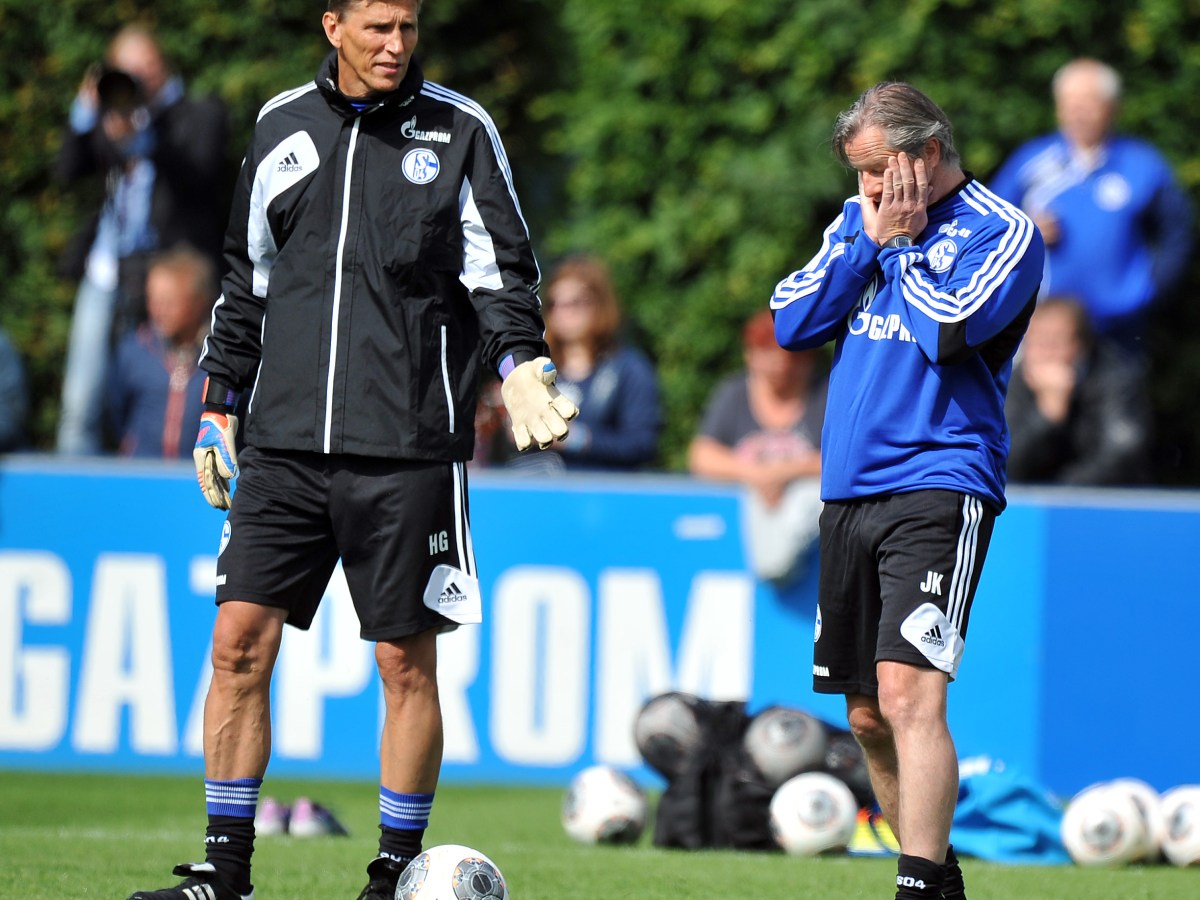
[428,530,449,555]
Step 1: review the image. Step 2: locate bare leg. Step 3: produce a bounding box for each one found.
[204,601,288,779]
[377,628,443,792]
[846,692,901,840]
[877,660,955,864]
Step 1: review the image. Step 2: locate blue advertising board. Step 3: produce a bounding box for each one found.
[2,459,1197,797]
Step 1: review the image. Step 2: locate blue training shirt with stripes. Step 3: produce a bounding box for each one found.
[771,178,1044,511]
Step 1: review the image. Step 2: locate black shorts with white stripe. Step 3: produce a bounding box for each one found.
[214,446,476,641]
[812,490,996,695]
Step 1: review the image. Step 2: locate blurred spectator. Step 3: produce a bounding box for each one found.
[471,378,510,468]
[56,23,229,455]
[689,309,827,585]
[990,58,1192,356]
[0,328,29,452]
[484,254,661,472]
[1006,296,1150,486]
[106,245,216,459]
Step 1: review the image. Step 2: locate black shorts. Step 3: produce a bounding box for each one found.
[215,446,477,641]
[812,490,996,695]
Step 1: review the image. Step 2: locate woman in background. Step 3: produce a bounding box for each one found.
[484,254,662,472]
[688,309,827,585]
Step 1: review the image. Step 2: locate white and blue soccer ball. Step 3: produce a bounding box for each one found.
[1159,785,1200,867]
[561,764,648,845]
[1061,782,1148,867]
[769,771,859,856]
[394,844,508,900]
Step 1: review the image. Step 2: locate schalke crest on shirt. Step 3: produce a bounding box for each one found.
[927,238,958,273]
[1094,172,1132,211]
[402,148,440,184]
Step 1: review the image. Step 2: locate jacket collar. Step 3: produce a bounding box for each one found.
[929,172,974,212]
[316,51,425,118]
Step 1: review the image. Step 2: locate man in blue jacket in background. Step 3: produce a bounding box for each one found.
[990,58,1191,357]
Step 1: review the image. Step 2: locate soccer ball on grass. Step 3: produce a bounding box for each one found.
[1106,777,1165,861]
[1060,782,1148,867]
[1160,785,1200,867]
[768,771,858,856]
[394,844,508,899]
[561,764,648,845]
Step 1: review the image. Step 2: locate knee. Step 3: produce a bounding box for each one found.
[847,702,892,751]
[877,676,943,733]
[376,632,438,698]
[210,607,280,681]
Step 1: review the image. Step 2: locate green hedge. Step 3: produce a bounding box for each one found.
[545,0,1200,473]
[6,0,1199,479]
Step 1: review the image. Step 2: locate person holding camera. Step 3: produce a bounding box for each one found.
[55,24,230,455]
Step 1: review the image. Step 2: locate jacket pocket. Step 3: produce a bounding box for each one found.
[437,323,456,435]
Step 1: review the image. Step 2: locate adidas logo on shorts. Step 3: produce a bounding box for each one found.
[438,581,468,605]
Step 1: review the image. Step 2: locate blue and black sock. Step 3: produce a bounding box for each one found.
[204,777,261,895]
[377,787,434,868]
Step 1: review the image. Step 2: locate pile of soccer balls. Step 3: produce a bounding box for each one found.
[1061,778,1200,867]
[561,695,865,857]
[745,705,861,856]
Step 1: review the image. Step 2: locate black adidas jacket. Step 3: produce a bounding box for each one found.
[200,53,546,461]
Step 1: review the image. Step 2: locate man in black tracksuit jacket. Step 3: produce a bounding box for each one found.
[130,4,577,900]
[202,52,548,460]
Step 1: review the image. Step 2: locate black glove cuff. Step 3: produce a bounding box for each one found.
[508,346,545,368]
[203,377,238,412]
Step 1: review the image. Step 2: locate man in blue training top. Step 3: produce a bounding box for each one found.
[990,58,1191,356]
[771,82,1044,900]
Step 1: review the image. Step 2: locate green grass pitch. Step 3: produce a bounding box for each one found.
[1,770,1195,898]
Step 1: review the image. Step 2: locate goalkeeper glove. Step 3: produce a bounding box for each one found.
[193,410,239,509]
[500,356,579,451]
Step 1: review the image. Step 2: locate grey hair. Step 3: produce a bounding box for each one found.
[832,81,960,168]
[327,0,423,18]
[1052,58,1121,103]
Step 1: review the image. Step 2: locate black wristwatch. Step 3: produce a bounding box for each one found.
[882,234,915,250]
